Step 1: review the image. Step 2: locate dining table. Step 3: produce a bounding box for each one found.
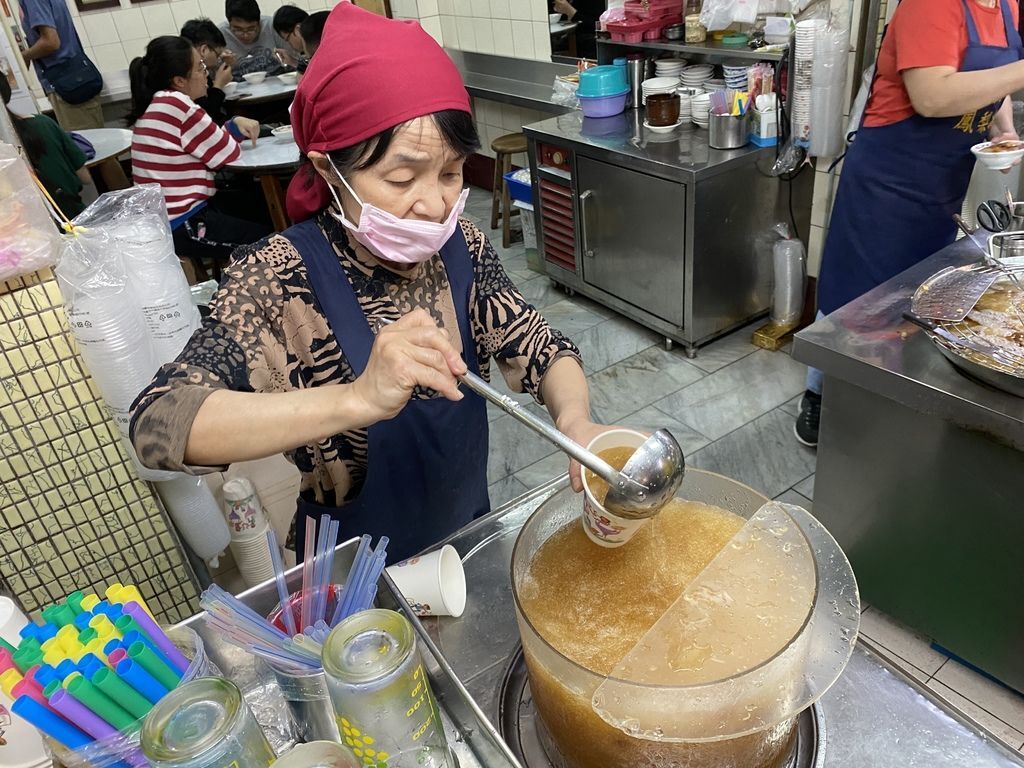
[225,132,301,232]
[74,127,132,190]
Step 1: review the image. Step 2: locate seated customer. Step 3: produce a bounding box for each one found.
[180,18,234,125]
[128,36,271,263]
[272,4,306,65]
[300,11,328,58]
[219,0,287,76]
[1,75,90,216]
[295,10,328,79]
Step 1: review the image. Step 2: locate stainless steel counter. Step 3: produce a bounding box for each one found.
[523,109,812,353]
[791,238,1024,696]
[425,477,1024,768]
[792,237,1024,450]
[445,51,575,114]
[524,109,779,182]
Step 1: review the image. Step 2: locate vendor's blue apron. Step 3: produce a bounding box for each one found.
[286,221,490,564]
[817,0,1023,315]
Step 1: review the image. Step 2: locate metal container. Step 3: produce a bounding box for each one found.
[709,112,750,149]
[323,609,452,768]
[267,663,343,744]
[626,57,649,109]
[141,677,276,768]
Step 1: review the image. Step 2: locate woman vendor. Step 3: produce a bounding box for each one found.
[796,0,1024,447]
[130,4,605,563]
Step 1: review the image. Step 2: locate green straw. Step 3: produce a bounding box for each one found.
[91,667,152,720]
[65,591,85,614]
[114,616,148,643]
[78,628,98,645]
[127,642,179,690]
[0,637,15,654]
[66,676,134,729]
[43,680,61,698]
[42,605,76,628]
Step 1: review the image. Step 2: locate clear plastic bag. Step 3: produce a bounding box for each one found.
[55,185,201,481]
[0,143,63,283]
[552,76,579,109]
[45,626,218,768]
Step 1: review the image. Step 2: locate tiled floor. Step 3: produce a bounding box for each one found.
[207,186,1024,756]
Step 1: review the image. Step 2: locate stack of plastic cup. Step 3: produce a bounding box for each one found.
[222,478,275,587]
[153,476,231,566]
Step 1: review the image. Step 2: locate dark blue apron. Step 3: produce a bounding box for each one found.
[817,0,1023,315]
[286,221,490,565]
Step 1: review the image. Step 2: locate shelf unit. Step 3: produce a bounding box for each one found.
[597,37,784,63]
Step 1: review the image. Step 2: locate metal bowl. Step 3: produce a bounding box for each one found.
[664,23,685,40]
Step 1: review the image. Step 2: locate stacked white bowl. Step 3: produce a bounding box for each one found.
[641,76,681,105]
[723,61,750,90]
[681,64,715,89]
[654,58,687,79]
[677,85,704,123]
[792,19,824,141]
[691,92,712,128]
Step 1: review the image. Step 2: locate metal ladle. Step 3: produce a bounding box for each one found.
[459,371,685,518]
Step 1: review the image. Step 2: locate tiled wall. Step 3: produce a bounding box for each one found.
[391,0,552,61]
[472,97,547,159]
[65,0,341,77]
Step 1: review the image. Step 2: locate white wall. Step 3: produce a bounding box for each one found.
[391,0,551,61]
[63,0,341,77]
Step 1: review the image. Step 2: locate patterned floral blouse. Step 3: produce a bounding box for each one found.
[130,213,581,509]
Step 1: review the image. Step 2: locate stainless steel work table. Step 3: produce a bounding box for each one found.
[792,237,1024,696]
[522,111,813,353]
[422,477,1024,767]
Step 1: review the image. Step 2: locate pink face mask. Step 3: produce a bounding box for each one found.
[326,159,468,265]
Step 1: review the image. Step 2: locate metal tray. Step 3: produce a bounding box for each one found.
[179,538,521,768]
[912,261,1024,397]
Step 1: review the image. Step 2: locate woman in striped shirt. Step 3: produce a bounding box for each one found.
[128,36,271,266]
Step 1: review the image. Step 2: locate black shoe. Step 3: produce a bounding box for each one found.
[794,390,821,447]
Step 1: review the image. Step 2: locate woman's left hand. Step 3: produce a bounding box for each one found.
[559,418,616,493]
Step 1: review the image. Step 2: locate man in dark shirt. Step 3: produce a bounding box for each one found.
[181,19,235,125]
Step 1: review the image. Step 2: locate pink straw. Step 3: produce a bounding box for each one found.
[108,648,128,666]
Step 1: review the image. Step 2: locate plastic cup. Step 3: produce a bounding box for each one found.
[384,544,466,618]
[0,597,29,648]
[580,429,650,548]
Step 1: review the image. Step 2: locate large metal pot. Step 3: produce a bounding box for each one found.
[510,470,859,768]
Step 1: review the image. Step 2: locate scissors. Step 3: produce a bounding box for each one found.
[977,199,1013,233]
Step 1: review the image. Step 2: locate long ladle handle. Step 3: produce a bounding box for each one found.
[458,371,622,486]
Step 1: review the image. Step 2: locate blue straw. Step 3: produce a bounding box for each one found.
[266,529,297,637]
[103,639,123,658]
[12,696,92,748]
[115,659,168,704]
[331,535,371,626]
[77,654,105,679]
[55,659,78,681]
[74,613,93,630]
[34,665,58,689]
[318,520,340,622]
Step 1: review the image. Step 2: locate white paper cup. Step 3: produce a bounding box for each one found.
[0,597,28,649]
[581,429,650,548]
[0,698,50,768]
[385,544,466,617]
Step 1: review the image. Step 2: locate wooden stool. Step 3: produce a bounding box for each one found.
[490,132,528,249]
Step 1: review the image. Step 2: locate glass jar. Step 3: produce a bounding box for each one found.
[685,13,707,42]
[141,677,275,768]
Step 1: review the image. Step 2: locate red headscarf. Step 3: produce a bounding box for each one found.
[286,3,472,222]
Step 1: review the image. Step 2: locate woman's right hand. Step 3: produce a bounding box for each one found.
[350,309,467,424]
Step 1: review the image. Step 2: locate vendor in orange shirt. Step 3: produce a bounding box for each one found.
[796,0,1023,447]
